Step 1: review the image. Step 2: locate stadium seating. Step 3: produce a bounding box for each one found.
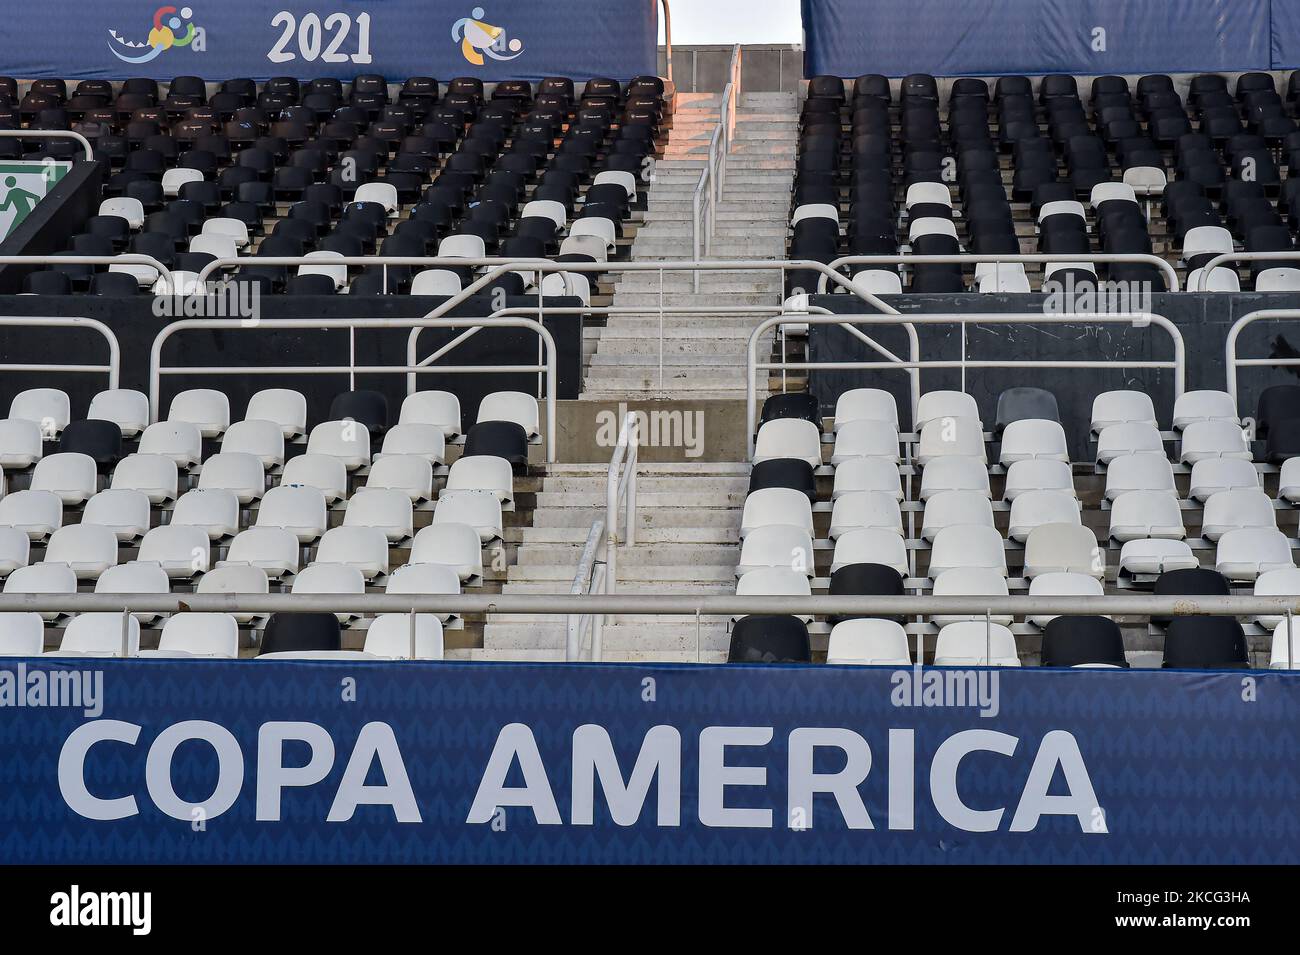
[13,73,662,297]
[735,381,1295,667]
[790,70,1300,294]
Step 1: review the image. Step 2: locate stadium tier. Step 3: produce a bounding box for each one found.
[0,1,1298,877]
[4,67,1300,670]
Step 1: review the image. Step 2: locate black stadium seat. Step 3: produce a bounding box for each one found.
[759,392,821,427]
[748,458,817,502]
[259,613,343,655]
[1041,616,1129,667]
[828,563,906,625]
[58,419,123,471]
[464,421,529,465]
[1163,617,1250,669]
[727,615,812,663]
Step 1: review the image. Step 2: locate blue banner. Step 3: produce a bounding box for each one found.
[0,1,656,81]
[1273,0,1300,68]
[802,0,1276,77]
[0,659,1297,864]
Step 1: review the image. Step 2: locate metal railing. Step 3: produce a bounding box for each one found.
[149,315,559,461]
[1193,251,1300,291]
[400,257,919,405]
[412,257,901,318]
[565,412,640,662]
[193,254,553,290]
[1225,308,1300,404]
[0,253,173,293]
[0,129,94,162]
[605,410,640,599]
[746,311,1187,453]
[0,316,120,390]
[817,253,1182,294]
[2,592,1298,625]
[418,303,844,397]
[566,519,607,662]
[691,44,742,292]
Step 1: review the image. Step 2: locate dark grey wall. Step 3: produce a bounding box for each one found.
[807,292,1300,457]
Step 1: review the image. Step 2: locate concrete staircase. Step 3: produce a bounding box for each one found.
[583,91,798,400]
[463,463,748,662]
[463,90,803,663]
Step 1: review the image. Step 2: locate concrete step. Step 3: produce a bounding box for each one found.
[481,623,731,653]
[517,537,740,563]
[610,291,779,307]
[529,485,742,505]
[520,526,739,548]
[588,352,750,367]
[505,563,740,584]
[595,319,777,334]
[590,338,766,356]
[532,510,742,529]
[581,373,754,391]
[455,648,730,663]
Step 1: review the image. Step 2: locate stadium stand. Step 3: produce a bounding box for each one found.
[10,72,664,297]
[0,62,1298,675]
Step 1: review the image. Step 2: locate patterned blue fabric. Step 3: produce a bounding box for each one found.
[0,660,1296,864]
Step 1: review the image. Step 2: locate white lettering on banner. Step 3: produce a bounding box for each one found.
[58,720,420,824]
[56,720,1106,835]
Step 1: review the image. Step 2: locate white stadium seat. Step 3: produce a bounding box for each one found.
[825,619,911,665]
[154,613,240,659]
[740,487,814,537]
[0,612,45,655]
[56,613,140,657]
[934,622,1020,667]
[756,419,824,467]
[409,523,484,584]
[830,527,910,577]
[363,614,445,660]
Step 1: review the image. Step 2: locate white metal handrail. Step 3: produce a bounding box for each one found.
[690,44,742,292]
[416,258,901,318]
[818,253,1181,294]
[1193,251,1300,291]
[149,315,559,461]
[605,411,640,598]
[746,311,1187,453]
[193,254,554,288]
[0,315,121,389]
[658,0,673,84]
[566,519,607,662]
[2,591,1298,618]
[1225,308,1300,404]
[564,412,637,662]
[0,129,94,162]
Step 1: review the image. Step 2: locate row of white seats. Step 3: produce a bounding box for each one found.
[0,610,445,660]
[742,484,1292,544]
[2,385,536,442]
[0,474,505,575]
[822,388,1236,436]
[3,515,486,611]
[757,416,1255,471]
[735,520,1292,582]
[823,451,1300,504]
